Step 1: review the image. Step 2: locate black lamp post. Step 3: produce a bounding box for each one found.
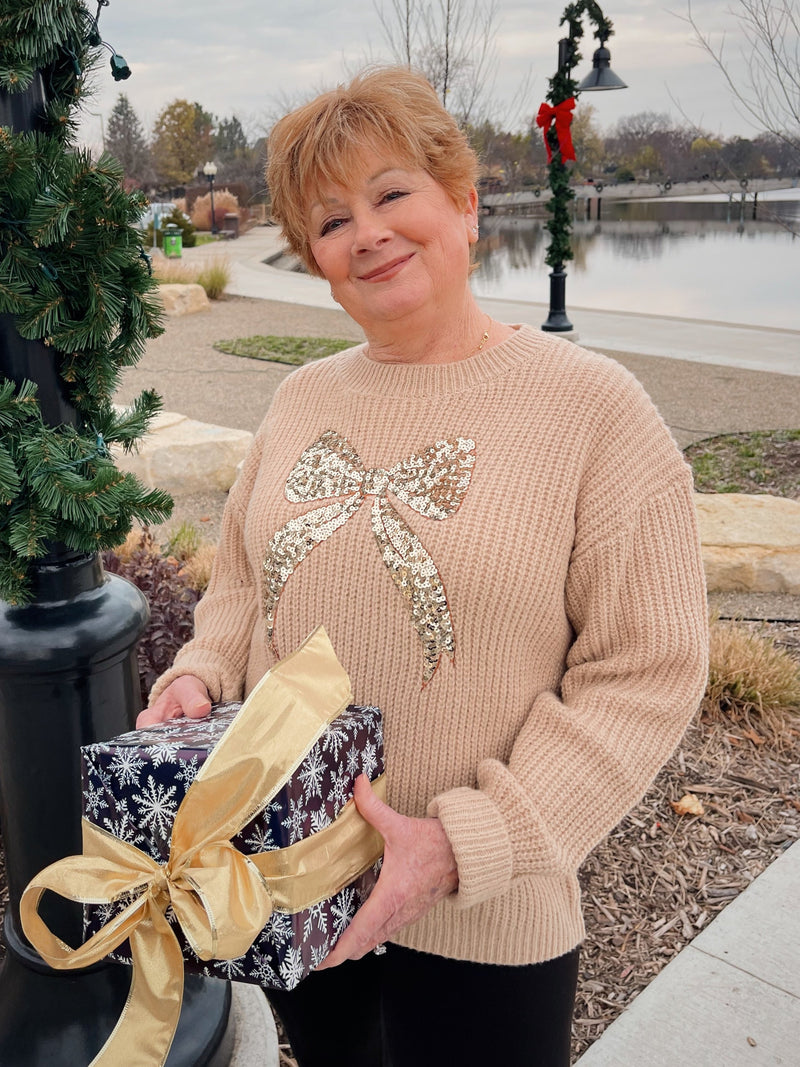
[203,160,219,235]
[538,1,626,332]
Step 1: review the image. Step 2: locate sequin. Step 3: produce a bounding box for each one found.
[263,430,476,684]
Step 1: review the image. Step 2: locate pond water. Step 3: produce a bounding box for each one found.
[471,193,800,330]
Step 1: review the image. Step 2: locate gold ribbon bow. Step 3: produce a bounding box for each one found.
[264,430,476,684]
[20,627,385,1067]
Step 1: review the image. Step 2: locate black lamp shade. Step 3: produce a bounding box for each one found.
[577,45,627,91]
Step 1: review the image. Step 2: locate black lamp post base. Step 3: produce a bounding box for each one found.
[0,947,234,1066]
[541,268,574,332]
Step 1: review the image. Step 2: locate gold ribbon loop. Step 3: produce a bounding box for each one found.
[21,626,384,1067]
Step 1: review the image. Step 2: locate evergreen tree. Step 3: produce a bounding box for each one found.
[106,92,154,188]
[215,115,248,165]
[0,0,172,604]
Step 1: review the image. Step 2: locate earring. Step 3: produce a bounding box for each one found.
[472,225,479,235]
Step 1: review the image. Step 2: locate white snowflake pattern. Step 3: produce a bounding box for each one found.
[249,951,278,985]
[215,955,247,980]
[102,799,148,848]
[309,807,332,834]
[242,821,278,854]
[297,748,326,800]
[92,900,119,927]
[322,721,349,760]
[264,911,294,947]
[108,748,146,787]
[174,755,200,787]
[345,743,360,777]
[329,887,356,939]
[83,780,109,819]
[302,900,328,941]
[147,741,184,767]
[327,774,348,811]
[311,942,330,969]
[279,946,306,988]
[132,776,178,841]
[281,794,307,845]
[361,741,378,780]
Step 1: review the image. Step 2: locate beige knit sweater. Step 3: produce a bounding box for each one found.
[152,324,708,966]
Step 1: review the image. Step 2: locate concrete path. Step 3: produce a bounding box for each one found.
[168,227,799,1066]
[180,226,800,377]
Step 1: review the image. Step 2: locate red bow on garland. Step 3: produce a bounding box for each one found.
[536,98,577,163]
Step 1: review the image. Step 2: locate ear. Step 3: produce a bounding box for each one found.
[465,185,480,243]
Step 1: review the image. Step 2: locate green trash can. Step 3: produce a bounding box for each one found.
[164,222,182,258]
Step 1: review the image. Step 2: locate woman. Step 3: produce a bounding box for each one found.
[141,68,708,1066]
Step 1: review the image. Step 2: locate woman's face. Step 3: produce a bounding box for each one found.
[306,150,478,332]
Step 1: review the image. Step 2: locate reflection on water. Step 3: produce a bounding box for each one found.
[471,198,800,329]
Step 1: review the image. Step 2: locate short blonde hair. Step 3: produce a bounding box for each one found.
[267,67,479,276]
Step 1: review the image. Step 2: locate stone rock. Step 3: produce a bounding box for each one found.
[158,283,211,316]
[695,493,800,594]
[113,411,252,492]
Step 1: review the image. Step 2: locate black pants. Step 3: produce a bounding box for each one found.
[266,942,580,1067]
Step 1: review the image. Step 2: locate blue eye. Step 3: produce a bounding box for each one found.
[320,217,346,236]
[382,189,407,203]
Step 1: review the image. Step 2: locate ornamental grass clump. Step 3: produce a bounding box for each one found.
[193,258,231,300]
[151,256,231,299]
[703,618,800,744]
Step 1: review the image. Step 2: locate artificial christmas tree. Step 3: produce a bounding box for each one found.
[0,4,232,1062]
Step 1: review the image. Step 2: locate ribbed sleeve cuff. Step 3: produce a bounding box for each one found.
[147,651,238,706]
[427,787,513,909]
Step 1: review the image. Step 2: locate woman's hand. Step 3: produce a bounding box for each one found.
[136,675,212,729]
[316,774,458,969]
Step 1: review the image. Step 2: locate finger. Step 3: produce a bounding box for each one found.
[352,774,396,836]
[172,677,212,719]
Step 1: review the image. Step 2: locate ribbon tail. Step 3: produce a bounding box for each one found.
[263,496,361,653]
[371,498,454,685]
[90,904,185,1067]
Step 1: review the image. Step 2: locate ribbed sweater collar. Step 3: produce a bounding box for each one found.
[331,323,542,399]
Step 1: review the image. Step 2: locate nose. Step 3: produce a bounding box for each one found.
[351,207,391,255]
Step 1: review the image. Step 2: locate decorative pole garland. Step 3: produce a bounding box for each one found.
[0,0,171,605]
[538,1,625,332]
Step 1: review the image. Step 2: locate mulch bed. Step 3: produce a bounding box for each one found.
[573,621,800,1059]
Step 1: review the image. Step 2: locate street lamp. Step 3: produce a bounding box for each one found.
[203,160,218,235]
[537,2,626,333]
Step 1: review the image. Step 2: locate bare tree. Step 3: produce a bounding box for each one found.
[683,0,800,159]
[375,0,500,125]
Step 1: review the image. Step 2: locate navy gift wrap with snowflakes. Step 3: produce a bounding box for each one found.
[81,700,384,989]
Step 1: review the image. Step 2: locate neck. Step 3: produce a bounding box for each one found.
[362,292,493,366]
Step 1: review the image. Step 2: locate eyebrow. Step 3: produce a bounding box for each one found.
[309,167,410,213]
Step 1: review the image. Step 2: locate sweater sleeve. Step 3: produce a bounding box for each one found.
[429,456,708,910]
[147,425,267,705]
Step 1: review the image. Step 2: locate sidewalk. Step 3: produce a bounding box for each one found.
[181,226,800,377]
[172,228,799,1066]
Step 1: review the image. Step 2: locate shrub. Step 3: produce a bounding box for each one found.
[103,529,199,706]
[145,206,196,249]
[191,189,240,232]
[702,618,800,744]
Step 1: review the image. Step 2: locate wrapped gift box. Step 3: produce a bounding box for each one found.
[82,700,384,989]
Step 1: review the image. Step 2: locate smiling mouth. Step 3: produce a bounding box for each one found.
[358,254,413,282]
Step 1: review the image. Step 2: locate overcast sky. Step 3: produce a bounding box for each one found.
[78,0,762,150]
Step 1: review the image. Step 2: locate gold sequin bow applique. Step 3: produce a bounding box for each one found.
[264,430,476,684]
